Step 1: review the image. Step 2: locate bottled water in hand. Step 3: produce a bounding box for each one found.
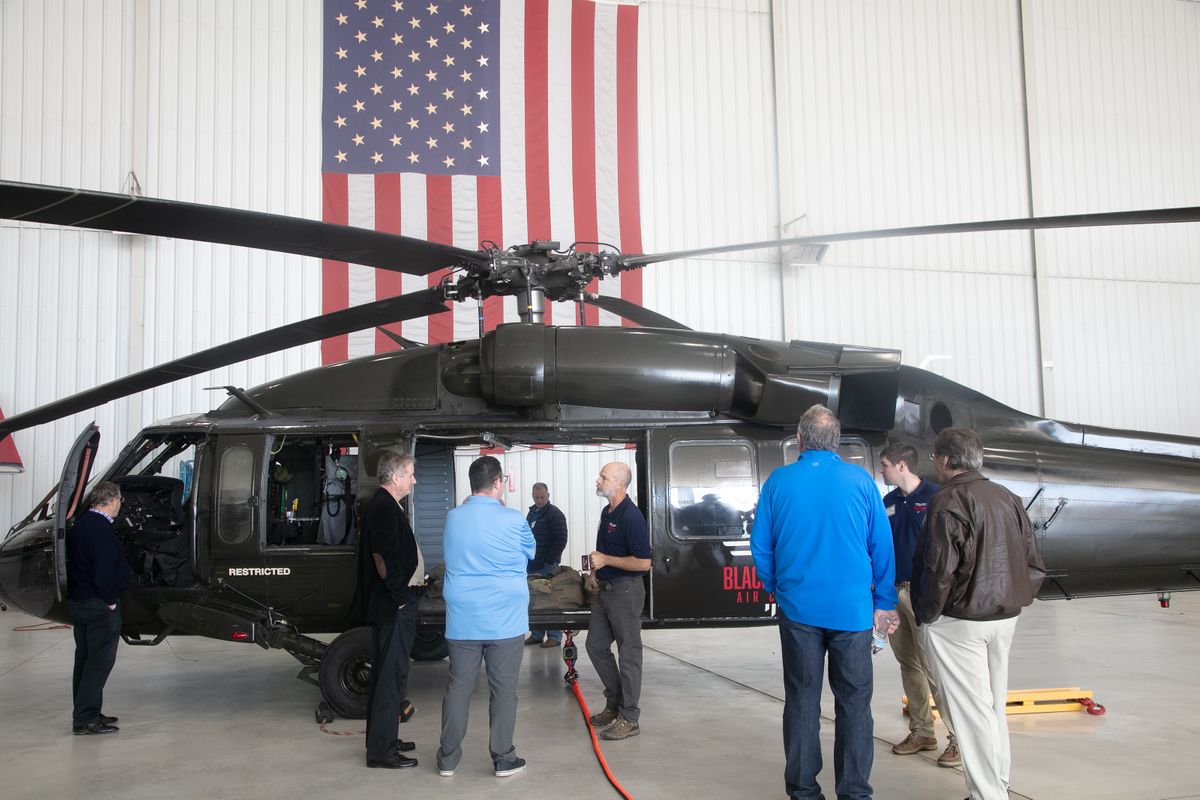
[871,628,888,655]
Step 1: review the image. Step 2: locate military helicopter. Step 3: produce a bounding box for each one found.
[1,180,1199,720]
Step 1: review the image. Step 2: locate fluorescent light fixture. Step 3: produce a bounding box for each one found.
[787,242,828,267]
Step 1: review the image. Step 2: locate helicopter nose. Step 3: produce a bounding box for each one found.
[0,520,60,618]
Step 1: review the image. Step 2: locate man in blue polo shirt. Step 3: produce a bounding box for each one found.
[751,405,897,800]
[585,461,652,741]
[436,456,536,778]
[880,443,958,768]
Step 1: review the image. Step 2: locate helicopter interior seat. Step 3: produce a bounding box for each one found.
[110,475,194,587]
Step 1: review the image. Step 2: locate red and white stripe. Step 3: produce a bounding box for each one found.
[320,0,643,364]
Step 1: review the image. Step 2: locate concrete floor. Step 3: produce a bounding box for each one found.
[2,592,1197,800]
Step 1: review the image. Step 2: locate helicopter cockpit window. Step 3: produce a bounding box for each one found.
[669,442,757,539]
[266,435,359,548]
[783,436,871,473]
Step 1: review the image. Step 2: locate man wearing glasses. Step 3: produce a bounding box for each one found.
[913,428,1045,800]
[437,456,536,778]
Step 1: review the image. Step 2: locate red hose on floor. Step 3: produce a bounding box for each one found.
[568,679,635,800]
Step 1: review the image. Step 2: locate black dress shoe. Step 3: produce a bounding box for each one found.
[391,738,416,753]
[73,722,119,735]
[99,715,118,725]
[366,753,418,769]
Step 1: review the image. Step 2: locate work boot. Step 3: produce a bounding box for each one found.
[937,741,961,767]
[891,732,937,755]
[599,715,639,740]
[589,707,619,727]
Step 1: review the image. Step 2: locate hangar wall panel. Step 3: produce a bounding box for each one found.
[1021,0,1200,434]
[782,264,1042,417]
[0,1,325,534]
[772,0,1040,416]
[0,0,137,534]
[639,0,784,339]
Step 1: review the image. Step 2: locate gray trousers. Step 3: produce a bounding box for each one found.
[436,635,525,772]
[585,577,645,723]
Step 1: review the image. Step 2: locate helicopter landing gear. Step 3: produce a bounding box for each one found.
[317,626,374,719]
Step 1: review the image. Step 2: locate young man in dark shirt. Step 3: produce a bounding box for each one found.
[880,443,958,767]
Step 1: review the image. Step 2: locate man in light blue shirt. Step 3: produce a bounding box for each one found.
[436,456,536,779]
[751,405,898,800]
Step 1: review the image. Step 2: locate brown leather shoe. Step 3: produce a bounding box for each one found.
[588,707,619,727]
[892,732,937,755]
[937,741,961,767]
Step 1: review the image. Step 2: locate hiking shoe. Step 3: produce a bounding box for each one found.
[539,639,559,648]
[495,758,527,777]
[589,707,620,727]
[937,742,961,767]
[892,732,937,755]
[599,715,639,740]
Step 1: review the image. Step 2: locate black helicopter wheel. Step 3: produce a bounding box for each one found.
[411,628,449,661]
[318,626,374,719]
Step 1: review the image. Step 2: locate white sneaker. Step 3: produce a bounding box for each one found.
[437,767,455,777]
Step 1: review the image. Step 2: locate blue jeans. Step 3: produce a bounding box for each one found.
[778,610,874,800]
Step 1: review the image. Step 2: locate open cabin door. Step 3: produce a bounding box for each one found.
[54,424,101,602]
[647,427,774,623]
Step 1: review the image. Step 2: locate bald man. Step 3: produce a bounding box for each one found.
[585,462,652,741]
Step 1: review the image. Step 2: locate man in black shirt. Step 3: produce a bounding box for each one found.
[361,451,423,769]
[66,481,130,735]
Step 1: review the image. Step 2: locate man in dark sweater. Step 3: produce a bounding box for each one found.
[525,482,568,648]
[66,481,130,735]
[361,451,423,769]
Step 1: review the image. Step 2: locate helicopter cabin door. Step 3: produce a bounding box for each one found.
[647,428,771,623]
[53,424,102,602]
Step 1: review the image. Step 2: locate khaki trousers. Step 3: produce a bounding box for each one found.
[892,584,954,741]
[921,615,1018,800]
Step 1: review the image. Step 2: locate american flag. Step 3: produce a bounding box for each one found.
[320,0,643,364]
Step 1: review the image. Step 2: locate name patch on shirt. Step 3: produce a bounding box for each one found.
[886,506,896,517]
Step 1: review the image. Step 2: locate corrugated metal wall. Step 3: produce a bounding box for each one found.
[3,0,1199,537]
[1021,0,1200,432]
[0,0,325,534]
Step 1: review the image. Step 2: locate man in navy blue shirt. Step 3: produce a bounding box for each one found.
[525,482,568,648]
[880,444,958,768]
[66,481,130,736]
[751,406,897,800]
[584,462,651,741]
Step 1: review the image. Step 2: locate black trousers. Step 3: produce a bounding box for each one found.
[69,598,122,727]
[365,600,418,759]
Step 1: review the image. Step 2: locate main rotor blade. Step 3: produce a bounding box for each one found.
[619,205,1200,268]
[0,289,450,438]
[582,293,691,330]
[0,181,489,275]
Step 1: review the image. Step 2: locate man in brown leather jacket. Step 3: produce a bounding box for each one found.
[912,427,1045,800]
